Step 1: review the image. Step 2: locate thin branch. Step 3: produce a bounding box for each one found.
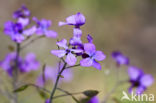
[53,92,82,99]
[21,35,45,50]
[66,64,80,69]
[27,83,51,93]
[12,43,20,103]
[49,63,67,103]
[42,64,46,84]
[57,88,80,103]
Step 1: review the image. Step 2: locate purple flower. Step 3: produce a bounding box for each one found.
[4,21,36,43]
[0,52,40,76]
[13,5,30,19]
[13,5,30,27]
[128,66,154,94]
[59,12,85,28]
[112,51,129,66]
[51,39,83,66]
[4,21,25,43]
[36,65,73,87]
[80,43,106,70]
[88,96,99,103]
[21,53,40,72]
[45,99,50,103]
[33,17,57,38]
[0,53,22,76]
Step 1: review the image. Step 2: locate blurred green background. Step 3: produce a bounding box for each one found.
[0,0,156,103]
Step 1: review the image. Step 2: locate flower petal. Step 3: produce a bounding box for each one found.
[58,21,68,26]
[88,96,99,103]
[73,28,82,37]
[56,39,68,49]
[45,30,57,38]
[66,53,77,66]
[140,74,154,87]
[112,51,129,65]
[136,86,146,94]
[11,34,25,43]
[23,26,37,36]
[51,50,66,58]
[66,15,76,25]
[128,66,143,81]
[80,58,93,67]
[92,60,101,70]
[17,18,30,27]
[84,43,96,55]
[94,51,106,61]
[75,12,85,26]
[70,36,82,45]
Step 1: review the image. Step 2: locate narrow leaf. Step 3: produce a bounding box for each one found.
[83,90,99,97]
[13,85,29,93]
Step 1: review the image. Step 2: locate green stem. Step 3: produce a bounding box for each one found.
[57,88,80,103]
[103,80,128,103]
[21,36,45,50]
[53,91,82,99]
[49,63,67,103]
[66,64,80,69]
[12,43,20,103]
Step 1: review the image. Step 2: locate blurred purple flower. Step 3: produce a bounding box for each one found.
[45,99,50,103]
[88,96,99,103]
[59,12,85,28]
[112,51,129,66]
[36,65,73,87]
[80,43,106,70]
[0,53,22,76]
[13,5,31,27]
[13,5,30,19]
[0,52,40,76]
[128,66,154,94]
[4,21,36,43]
[3,5,38,43]
[51,39,83,66]
[4,21,25,43]
[21,53,40,72]
[33,17,57,38]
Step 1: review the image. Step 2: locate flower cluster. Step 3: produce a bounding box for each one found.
[128,66,154,94]
[112,51,154,94]
[4,5,57,43]
[51,12,106,70]
[0,52,40,76]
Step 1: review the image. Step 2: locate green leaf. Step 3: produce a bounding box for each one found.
[83,90,99,97]
[13,85,29,93]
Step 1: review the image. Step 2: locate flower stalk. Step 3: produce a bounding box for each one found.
[49,62,67,103]
[12,43,20,103]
